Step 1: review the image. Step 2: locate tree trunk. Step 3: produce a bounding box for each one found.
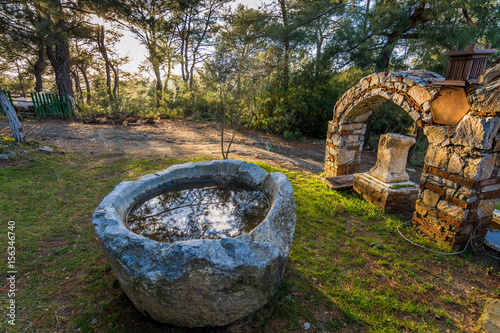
[34,45,45,93]
[72,70,82,102]
[375,35,398,71]
[15,62,27,98]
[97,25,114,100]
[77,64,91,104]
[46,42,73,98]
[111,63,119,97]
[374,2,428,71]
[315,27,324,76]
[0,87,27,142]
[278,0,290,92]
[220,87,226,159]
[180,20,186,82]
[21,77,27,98]
[363,113,372,149]
[165,54,172,89]
[407,123,423,164]
[44,0,73,98]
[153,64,163,108]
[183,12,192,84]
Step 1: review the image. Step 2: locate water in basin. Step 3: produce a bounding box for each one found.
[126,181,269,242]
[486,221,500,250]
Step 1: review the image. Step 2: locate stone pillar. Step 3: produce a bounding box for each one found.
[353,133,418,212]
[325,121,365,177]
[369,133,415,183]
[413,118,500,248]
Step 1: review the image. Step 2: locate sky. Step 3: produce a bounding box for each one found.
[112,0,270,76]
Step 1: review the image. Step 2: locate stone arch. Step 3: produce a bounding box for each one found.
[325,66,500,248]
[325,70,444,176]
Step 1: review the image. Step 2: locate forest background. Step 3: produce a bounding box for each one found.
[1,0,499,141]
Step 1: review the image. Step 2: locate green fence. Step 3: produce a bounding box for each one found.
[0,90,14,114]
[31,92,73,118]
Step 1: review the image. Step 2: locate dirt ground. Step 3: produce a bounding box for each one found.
[0,118,424,182]
[0,118,325,172]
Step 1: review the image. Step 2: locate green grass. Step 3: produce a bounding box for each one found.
[0,144,499,332]
[389,184,415,189]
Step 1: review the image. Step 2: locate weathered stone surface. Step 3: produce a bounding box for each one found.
[424,145,449,169]
[424,126,449,146]
[477,63,500,86]
[408,85,431,105]
[481,154,497,181]
[93,160,296,327]
[423,190,440,207]
[447,153,465,174]
[369,133,415,183]
[478,199,498,219]
[477,298,500,333]
[483,184,500,192]
[328,66,500,249]
[392,93,404,106]
[353,173,418,212]
[494,141,500,152]
[339,123,364,131]
[336,149,357,165]
[403,76,416,87]
[443,178,459,190]
[464,154,497,181]
[344,135,359,144]
[351,112,372,122]
[459,224,475,235]
[369,73,380,86]
[437,200,468,221]
[329,134,344,146]
[415,202,428,216]
[451,115,500,150]
[386,73,399,82]
[360,78,370,90]
[328,121,338,133]
[39,146,53,153]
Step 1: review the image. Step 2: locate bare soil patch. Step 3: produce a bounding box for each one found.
[0,118,424,180]
[0,118,329,173]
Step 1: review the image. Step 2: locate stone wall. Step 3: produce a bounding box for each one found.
[413,64,500,248]
[325,64,500,248]
[325,122,365,175]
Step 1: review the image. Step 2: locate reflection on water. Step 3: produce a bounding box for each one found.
[486,221,500,249]
[126,181,269,243]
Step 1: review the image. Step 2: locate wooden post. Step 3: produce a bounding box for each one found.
[434,44,498,86]
[0,87,27,142]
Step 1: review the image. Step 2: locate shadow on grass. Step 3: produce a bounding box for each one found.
[75,261,367,333]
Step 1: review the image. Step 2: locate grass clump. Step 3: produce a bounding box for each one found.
[0,151,499,332]
[390,184,416,189]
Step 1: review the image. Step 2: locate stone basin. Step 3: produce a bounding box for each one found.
[92,160,296,327]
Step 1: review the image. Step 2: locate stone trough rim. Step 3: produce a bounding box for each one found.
[94,160,290,248]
